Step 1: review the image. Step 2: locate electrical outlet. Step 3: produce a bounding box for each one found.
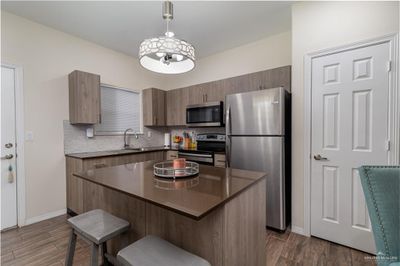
[147,131,152,138]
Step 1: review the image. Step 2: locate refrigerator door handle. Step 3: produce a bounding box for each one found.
[226,136,231,167]
[226,106,232,135]
[225,105,231,168]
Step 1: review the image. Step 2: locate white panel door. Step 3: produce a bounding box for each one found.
[311,42,390,253]
[1,66,18,230]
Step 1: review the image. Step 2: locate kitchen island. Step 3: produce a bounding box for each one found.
[73,160,266,266]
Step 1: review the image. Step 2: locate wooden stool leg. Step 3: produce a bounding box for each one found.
[90,243,99,266]
[65,230,77,266]
[102,242,110,266]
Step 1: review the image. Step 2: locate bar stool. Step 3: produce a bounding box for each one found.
[66,209,130,266]
[117,235,211,266]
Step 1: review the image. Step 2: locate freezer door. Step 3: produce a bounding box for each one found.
[226,87,285,136]
[227,136,285,229]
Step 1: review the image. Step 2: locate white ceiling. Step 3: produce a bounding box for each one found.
[2,1,292,58]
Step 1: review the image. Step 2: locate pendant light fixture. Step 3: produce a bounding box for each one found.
[139,1,195,74]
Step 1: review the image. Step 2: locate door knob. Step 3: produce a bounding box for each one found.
[5,143,13,148]
[313,154,328,161]
[1,154,14,160]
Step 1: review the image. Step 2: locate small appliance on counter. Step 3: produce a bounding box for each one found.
[164,133,171,148]
[178,133,225,165]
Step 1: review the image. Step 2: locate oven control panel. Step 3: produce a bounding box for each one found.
[196,133,225,142]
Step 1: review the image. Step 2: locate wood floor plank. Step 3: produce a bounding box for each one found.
[326,242,353,266]
[0,251,14,264]
[266,236,286,266]
[2,215,377,266]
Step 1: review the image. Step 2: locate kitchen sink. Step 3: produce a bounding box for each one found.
[124,147,146,151]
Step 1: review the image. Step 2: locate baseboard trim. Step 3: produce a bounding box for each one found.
[291,225,308,236]
[24,209,66,226]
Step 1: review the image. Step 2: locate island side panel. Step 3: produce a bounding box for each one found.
[223,179,266,266]
[66,157,84,214]
[145,203,224,266]
[81,179,146,253]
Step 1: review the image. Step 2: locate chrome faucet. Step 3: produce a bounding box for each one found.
[124,128,137,148]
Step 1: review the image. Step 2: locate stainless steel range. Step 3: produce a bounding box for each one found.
[178,133,225,165]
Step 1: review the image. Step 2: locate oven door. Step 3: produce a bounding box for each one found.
[186,102,223,127]
[178,151,214,165]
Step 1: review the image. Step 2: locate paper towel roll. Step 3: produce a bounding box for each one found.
[164,133,171,147]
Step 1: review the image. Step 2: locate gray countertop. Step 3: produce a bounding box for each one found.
[65,146,172,159]
[73,160,265,220]
[65,146,226,160]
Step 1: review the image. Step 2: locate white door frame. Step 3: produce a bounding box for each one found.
[302,33,399,237]
[1,63,26,227]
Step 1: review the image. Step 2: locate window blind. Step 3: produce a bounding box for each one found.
[95,85,141,134]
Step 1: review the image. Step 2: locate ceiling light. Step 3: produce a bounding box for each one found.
[139,1,195,74]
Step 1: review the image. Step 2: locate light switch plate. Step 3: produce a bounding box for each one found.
[25,131,34,141]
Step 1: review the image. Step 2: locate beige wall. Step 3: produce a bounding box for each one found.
[291,1,399,232]
[1,11,292,223]
[163,31,291,89]
[1,12,164,221]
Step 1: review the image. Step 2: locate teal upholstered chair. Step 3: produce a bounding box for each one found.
[359,166,400,266]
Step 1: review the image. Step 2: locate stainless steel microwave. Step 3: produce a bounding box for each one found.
[186,101,224,127]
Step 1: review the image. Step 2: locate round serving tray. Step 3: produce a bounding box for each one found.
[154,176,200,190]
[153,161,199,179]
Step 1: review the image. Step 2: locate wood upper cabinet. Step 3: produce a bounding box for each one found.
[164,66,291,126]
[142,88,166,126]
[188,82,225,105]
[205,81,226,102]
[69,70,101,124]
[260,65,291,91]
[188,84,208,105]
[166,88,188,126]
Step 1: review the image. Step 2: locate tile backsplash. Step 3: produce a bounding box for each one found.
[63,120,225,154]
[63,120,167,154]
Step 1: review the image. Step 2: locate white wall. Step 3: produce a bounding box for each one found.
[163,31,291,89]
[291,1,399,233]
[1,12,164,222]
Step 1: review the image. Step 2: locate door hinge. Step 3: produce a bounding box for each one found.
[387,61,392,72]
[385,140,391,151]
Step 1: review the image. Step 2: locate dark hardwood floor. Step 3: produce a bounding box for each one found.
[266,228,376,266]
[1,214,376,266]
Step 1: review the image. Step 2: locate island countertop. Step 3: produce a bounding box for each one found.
[73,160,266,220]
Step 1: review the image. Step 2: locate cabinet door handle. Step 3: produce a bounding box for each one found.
[94,163,107,168]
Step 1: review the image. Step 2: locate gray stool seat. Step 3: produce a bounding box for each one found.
[117,235,211,266]
[66,209,130,266]
[68,209,130,245]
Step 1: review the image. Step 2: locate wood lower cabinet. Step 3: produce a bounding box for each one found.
[214,154,226,168]
[142,88,166,126]
[69,70,101,124]
[166,150,178,160]
[66,151,165,214]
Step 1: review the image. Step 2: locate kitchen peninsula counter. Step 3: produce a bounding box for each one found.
[73,161,266,266]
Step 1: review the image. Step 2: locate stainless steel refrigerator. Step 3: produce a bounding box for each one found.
[226,87,291,230]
